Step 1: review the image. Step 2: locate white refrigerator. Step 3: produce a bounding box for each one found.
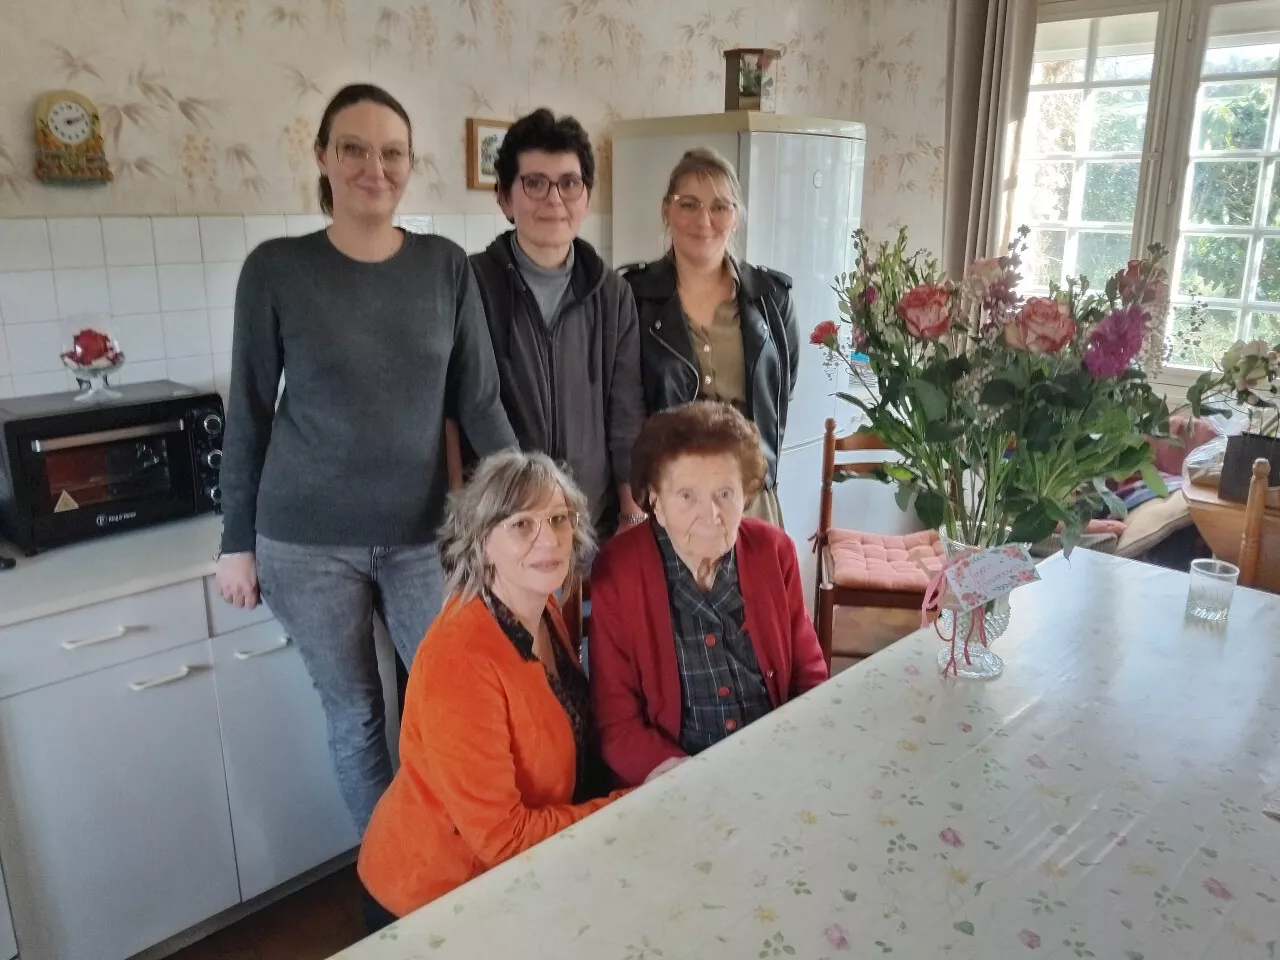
[611,112,867,598]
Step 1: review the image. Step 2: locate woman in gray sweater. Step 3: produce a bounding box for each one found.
[214,84,515,833]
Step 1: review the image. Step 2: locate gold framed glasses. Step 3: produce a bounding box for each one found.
[519,173,587,202]
[669,194,737,222]
[334,137,413,174]
[500,510,579,544]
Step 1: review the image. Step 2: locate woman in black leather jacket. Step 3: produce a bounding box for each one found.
[620,147,799,525]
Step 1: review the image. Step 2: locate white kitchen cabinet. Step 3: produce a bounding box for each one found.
[0,861,15,960]
[0,641,240,960]
[212,620,359,900]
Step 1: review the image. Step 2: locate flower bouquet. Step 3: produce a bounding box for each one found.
[1186,337,1280,501]
[813,227,1172,676]
[61,326,125,402]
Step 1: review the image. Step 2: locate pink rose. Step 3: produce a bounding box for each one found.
[825,924,851,950]
[1203,877,1234,901]
[897,283,952,339]
[939,827,964,848]
[1005,297,1076,354]
[1026,754,1049,770]
[810,319,840,347]
[904,665,920,676]
[958,722,972,733]
[1019,929,1042,949]
[862,285,879,306]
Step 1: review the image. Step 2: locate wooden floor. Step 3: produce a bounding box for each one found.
[166,607,916,959]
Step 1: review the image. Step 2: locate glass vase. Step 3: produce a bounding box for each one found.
[934,532,1010,680]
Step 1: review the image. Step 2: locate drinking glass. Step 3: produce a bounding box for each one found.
[1185,559,1239,621]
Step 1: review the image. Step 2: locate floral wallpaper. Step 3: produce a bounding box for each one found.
[0,0,949,248]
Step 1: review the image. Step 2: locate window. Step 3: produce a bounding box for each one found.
[1012,0,1280,375]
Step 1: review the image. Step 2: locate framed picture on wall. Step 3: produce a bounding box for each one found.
[466,118,511,191]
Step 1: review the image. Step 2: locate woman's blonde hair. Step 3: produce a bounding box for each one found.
[437,449,595,604]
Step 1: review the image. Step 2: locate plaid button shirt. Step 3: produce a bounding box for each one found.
[653,523,772,754]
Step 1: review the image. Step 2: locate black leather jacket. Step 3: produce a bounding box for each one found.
[620,256,799,488]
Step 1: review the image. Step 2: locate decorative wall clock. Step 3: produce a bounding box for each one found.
[34,90,113,185]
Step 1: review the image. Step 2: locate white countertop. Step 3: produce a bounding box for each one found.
[0,516,223,628]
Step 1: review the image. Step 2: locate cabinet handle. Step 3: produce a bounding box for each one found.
[234,636,292,660]
[128,665,192,692]
[61,624,132,651]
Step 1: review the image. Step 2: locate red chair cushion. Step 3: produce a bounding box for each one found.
[827,528,944,592]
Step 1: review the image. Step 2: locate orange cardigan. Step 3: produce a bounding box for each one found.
[358,594,624,917]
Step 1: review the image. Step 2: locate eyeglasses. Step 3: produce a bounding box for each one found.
[500,510,579,544]
[519,174,587,202]
[669,195,737,223]
[334,137,413,174]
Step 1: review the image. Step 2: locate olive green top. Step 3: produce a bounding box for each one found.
[686,296,747,409]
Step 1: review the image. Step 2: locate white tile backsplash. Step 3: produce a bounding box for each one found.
[48,218,106,269]
[0,212,609,399]
[102,217,156,266]
[0,271,59,324]
[162,310,212,358]
[152,217,203,264]
[107,265,161,315]
[54,268,111,318]
[0,220,51,272]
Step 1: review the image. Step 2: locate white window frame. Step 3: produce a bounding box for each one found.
[1022,0,1280,389]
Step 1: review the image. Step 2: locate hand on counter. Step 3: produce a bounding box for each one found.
[216,552,260,608]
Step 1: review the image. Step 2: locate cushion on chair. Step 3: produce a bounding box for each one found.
[827,528,944,592]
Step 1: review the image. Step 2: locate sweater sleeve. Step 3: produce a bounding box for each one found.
[588,557,687,786]
[607,281,645,488]
[417,651,620,869]
[778,532,828,696]
[450,258,517,458]
[219,249,282,555]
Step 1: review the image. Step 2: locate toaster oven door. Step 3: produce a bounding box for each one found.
[21,419,199,546]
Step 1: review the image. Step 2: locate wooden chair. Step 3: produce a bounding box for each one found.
[1239,458,1272,588]
[814,417,945,667]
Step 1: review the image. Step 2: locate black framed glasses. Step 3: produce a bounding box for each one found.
[519,173,587,202]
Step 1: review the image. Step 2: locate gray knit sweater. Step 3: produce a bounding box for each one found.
[219,229,515,554]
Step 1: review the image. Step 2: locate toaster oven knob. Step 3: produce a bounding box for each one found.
[202,413,224,437]
[206,484,222,505]
[205,449,223,470]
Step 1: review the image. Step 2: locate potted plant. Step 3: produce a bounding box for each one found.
[1186,338,1280,502]
[812,228,1172,676]
[723,48,779,112]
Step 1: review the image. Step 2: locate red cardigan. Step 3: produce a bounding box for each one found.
[588,518,828,786]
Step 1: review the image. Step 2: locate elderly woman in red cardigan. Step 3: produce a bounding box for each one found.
[588,401,828,786]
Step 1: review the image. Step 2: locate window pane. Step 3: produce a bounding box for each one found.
[1257,239,1280,301]
[1096,12,1158,80]
[1270,165,1280,225]
[1195,81,1275,151]
[1168,307,1241,367]
[1087,88,1149,151]
[1022,162,1073,221]
[1076,232,1131,282]
[1203,43,1280,75]
[1025,229,1066,287]
[1029,92,1082,152]
[1033,18,1088,83]
[1251,311,1280,344]
[1178,235,1251,298]
[1082,162,1140,222]
[1187,160,1262,225]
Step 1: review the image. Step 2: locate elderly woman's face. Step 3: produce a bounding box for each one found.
[484,487,576,599]
[651,452,744,562]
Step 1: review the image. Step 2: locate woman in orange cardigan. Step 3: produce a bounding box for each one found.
[358,450,626,929]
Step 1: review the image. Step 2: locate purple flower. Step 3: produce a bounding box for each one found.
[1026,754,1049,770]
[939,827,964,848]
[1019,929,1042,949]
[1084,304,1149,379]
[862,285,880,306]
[1203,877,1234,901]
[825,924,851,950]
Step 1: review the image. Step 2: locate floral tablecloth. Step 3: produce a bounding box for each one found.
[333,550,1280,960]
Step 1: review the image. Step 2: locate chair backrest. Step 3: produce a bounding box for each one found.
[818,417,892,541]
[1238,457,1271,588]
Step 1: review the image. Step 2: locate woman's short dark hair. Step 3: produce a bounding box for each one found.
[314,84,413,216]
[494,108,595,197]
[630,401,768,511]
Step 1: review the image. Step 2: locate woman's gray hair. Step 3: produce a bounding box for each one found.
[437,449,596,605]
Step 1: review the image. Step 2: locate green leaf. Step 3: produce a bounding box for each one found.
[907,378,949,422]
[883,464,915,483]
[1121,919,1133,930]
[915,489,946,529]
[894,482,917,512]
[1009,503,1055,545]
[1139,462,1169,498]
[953,921,975,936]
[842,889,858,901]
[979,378,1018,407]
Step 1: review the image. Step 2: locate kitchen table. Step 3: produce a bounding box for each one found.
[332,549,1280,959]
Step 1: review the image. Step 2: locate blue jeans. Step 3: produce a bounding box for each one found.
[255,536,444,834]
